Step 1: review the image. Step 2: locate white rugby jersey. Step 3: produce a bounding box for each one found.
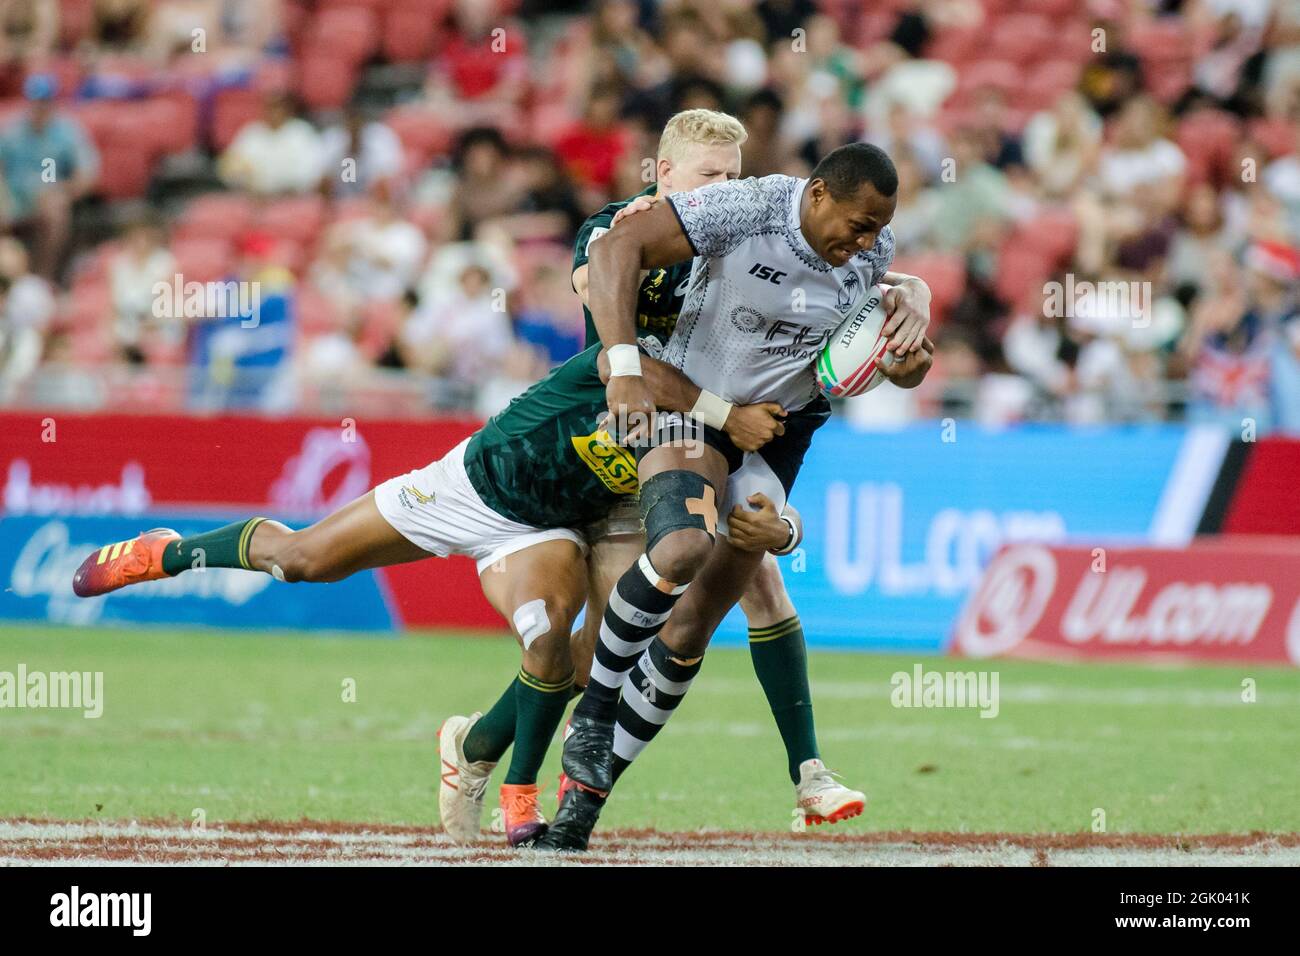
[663,174,895,410]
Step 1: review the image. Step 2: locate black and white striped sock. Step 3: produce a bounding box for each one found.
[611,637,703,779]
[573,554,686,722]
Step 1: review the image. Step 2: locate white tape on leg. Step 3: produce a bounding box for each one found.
[513,599,551,649]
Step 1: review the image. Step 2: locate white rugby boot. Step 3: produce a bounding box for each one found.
[795,759,866,826]
[437,713,496,843]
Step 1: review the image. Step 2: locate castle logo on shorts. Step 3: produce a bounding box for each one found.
[397,484,435,510]
[571,428,638,495]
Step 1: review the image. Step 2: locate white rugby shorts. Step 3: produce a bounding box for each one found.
[373,437,588,574]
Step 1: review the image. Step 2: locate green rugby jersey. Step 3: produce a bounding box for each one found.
[462,345,637,529]
[573,183,693,351]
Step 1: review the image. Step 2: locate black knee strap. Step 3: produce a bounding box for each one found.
[639,470,717,553]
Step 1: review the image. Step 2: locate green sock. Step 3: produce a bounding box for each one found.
[462,676,519,764]
[505,668,574,785]
[160,517,269,576]
[749,616,819,784]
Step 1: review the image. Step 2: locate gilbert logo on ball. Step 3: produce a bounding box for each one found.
[816,284,893,397]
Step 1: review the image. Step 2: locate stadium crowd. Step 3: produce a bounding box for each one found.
[0,0,1296,429]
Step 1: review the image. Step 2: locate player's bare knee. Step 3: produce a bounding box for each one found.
[648,527,712,584]
[662,610,710,659]
[740,555,795,624]
[272,534,336,583]
[517,609,572,682]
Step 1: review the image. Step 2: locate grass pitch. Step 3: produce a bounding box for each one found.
[1,624,1297,849]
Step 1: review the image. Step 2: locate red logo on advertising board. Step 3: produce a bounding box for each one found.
[955,541,1300,666]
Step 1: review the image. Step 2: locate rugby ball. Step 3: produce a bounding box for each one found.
[816,284,894,398]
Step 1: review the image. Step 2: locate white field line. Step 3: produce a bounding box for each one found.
[3,822,1298,867]
[701,678,1300,709]
[8,846,1300,867]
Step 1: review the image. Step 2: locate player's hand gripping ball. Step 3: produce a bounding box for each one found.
[816,284,895,397]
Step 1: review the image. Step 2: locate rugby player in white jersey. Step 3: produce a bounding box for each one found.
[538,143,934,850]
[561,110,871,825]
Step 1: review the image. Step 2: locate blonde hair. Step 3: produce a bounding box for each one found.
[657,109,748,164]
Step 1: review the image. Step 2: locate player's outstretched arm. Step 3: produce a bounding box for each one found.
[597,348,786,452]
[588,202,696,440]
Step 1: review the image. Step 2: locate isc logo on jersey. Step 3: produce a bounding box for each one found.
[816,284,894,398]
[571,428,638,495]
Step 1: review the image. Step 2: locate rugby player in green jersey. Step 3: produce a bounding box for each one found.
[560,110,872,830]
[70,341,787,847]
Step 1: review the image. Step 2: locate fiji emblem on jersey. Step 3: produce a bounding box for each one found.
[571,428,638,495]
[836,272,862,314]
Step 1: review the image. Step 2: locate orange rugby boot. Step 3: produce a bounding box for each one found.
[72,528,181,598]
[500,783,548,848]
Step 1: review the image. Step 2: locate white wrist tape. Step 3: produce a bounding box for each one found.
[772,514,799,555]
[690,389,733,431]
[606,344,642,377]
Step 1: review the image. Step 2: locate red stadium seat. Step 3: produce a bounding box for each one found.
[98,146,155,200]
[1128,18,1192,58]
[211,87,264,152]
[142,338,188,367]
[176,194,257,243]
[383,4,441,62]
[385,105,455,166]
[69,282,111,330]
[71,100,122,154]
[1144,59,1194,104]
[269,238,308,275]
[295,285,346,337]
[294,55,360,110]
[924,26,984,65]
[357,300,402,360]
[956,60,1024,100]
[69,244,118,287]
[1050,20,1097,65]
[1248,117,1295,159]
[1027,60,1082,99]
[58,0,96,50]
[1015,209,1079,268]
[1177,110,1243,187]
[71,327,114,365]
[995,243,1055,311]
[141,92,200,156]
[890,252,966,325]
[306,7,381,66]
[989,15,1054,66]
[1018,0,1077,17]
[330,196,377,224]
[260,196,327,246]
[171,238,235,284]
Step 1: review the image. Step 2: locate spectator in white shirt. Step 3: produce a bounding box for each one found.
[325,189,427,303]
[319,106,405,198]
[218,91,324,196]
[1096,96,1187,208]
[109,215,177,362]
[0,236,54,395]
[398,261,514,383]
